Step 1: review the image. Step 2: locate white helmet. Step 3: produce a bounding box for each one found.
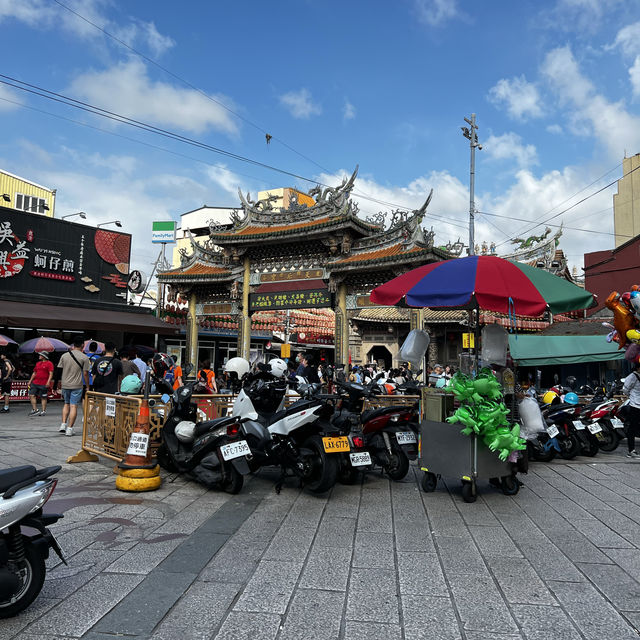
[174,420,196,443]
[267,358,288,378]
[223,357,250,378]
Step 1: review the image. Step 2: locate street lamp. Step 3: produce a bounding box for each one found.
[97,220,122,228]
[61,212,87,221]
[1,194,10,202]
[24,203,50,213]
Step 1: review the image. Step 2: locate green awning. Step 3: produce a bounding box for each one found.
[508,335,625,366]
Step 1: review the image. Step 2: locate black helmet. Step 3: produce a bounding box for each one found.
[152,352,173,378]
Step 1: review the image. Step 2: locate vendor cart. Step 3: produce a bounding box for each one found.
[418,419,518,503]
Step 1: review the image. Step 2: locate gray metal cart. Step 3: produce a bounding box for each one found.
[419,419,519,502]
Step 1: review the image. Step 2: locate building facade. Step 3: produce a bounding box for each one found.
[614,153,640,248]
[0,169,56,217]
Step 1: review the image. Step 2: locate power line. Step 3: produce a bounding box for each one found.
[50,0,334,176]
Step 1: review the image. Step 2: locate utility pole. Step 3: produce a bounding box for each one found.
[461,114,482,255]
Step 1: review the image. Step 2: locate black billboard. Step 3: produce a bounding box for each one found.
[0,207,131,306]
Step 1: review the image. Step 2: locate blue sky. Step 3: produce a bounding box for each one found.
[1,0,639,276]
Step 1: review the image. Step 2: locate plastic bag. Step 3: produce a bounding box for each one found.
[518,397,545,439]
[399,329,430,367]
[481,324,508,366]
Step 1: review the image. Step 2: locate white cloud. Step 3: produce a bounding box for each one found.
[279,88,321,119]
[488,76,544,120]
[413,0,460,27]
[541,46,640,160]
[546,0,622,33]
[0,0,174,56]
[630,57,640,98]
[205,164,243,198]
[343,100,356,121]
[610,21,640,58]
[68,59,238,135]
[546,124,563,134]
[484,133,538,168]
[0,82,21,111]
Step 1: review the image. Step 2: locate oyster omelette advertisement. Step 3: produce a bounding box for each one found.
[0,208,131,305]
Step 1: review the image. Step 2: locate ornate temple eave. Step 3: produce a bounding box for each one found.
[329,244,450,271]
[209,215,378,245]
[158,261,233,283]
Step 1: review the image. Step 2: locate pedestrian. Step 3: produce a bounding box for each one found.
[86,341,102,390]
[169,355,183,390]
[622,362,640,458]
[294,352,306,376]
[1,353,14,412]
[56,337,91,436]
[27,352,54,416]
[301,353,320,383]
[132,350,148,383]
[120,351,141,379]
[92,342,123,395]
[197,359,217,392]
[428,364,444,387]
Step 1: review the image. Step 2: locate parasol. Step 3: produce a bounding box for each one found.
[370,255,594,316]
[0,334,17,347]
[18,337,70,354]
[83,339,105,354]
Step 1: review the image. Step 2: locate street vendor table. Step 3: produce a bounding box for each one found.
[419,419,518,502]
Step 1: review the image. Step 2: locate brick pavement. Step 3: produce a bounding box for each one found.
[1,402,640,639]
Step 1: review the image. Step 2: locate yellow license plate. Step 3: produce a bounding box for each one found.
[322,436,350,453]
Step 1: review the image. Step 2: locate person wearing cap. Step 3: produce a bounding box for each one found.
[428,363,444,387]
[27,352,54,416]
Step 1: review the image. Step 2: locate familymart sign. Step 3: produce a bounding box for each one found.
[152,221,176,244]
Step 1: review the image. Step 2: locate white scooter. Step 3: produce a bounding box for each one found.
[0,465,65,618]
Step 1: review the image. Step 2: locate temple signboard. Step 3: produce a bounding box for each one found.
[249,289,333,311]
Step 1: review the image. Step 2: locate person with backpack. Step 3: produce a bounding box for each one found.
[0,353,14,412]
[91,342,123,396]
[56,338,91,436]
[86,341,102,390]
[167,355,183,390]
[197,359,217,392]
[623,361,640,458]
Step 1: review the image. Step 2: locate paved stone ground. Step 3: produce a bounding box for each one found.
[2,403,640,639]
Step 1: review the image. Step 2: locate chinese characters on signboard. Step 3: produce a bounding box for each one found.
[249,289,333,311]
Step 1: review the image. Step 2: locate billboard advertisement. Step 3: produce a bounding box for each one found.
[0,207,131,305]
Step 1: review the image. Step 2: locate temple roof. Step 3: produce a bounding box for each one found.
[160,261,232,281]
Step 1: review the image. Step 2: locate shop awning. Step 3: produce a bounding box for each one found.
[0,300,177,334]
[508,335,625,366]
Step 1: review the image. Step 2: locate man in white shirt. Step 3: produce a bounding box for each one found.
[132,350,148,384]
[622,363,640,458]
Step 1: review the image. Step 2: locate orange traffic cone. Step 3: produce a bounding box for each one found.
[116,377,161,492]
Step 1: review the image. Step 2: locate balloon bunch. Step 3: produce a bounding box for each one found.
[605,289,640,363]
[445,369,526,461]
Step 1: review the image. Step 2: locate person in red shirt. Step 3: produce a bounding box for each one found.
[27,352,54,416]
[171,356,183,390]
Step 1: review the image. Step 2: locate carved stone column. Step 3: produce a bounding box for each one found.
[335,282,349,365]
[186,292,198,371]
[238,257,251,360]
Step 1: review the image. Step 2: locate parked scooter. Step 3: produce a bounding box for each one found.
[0,465,65,618]
[233,359,341,493]
[152,354,250,494]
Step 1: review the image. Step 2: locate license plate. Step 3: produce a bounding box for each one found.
[546,425,559,438]
[349,451,372,466]
[220,440,250,461]
[611,417,623,428]
[322,436,350,453]
[573,420,586,430]
[587,423,602,434]
[396,431,417,445]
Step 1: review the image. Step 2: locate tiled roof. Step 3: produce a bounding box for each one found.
[160,262,230,279]
[352,307,467,323]
[331,243,424,265]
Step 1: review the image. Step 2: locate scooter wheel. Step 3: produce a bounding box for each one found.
[421,471,437,492]
[337,459,360,485]
[302,435,338,493]
[559,434,581,460]
[384,443,410,481]
[221,465,243,495]
[582,438,599,457]
[0,537,46,618]
[500,475,519,496]
[597,424,620,452]
[461,481,477,503]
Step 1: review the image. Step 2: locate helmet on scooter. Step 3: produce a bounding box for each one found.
[120,374,142,394]
[223,357,250,379]
[564,392,579,405]
[543,390,559,405]
[174,420,196,443]
[267,358,288,378]
[152,353,173,378]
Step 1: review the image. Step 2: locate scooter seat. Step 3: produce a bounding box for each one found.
[0,465,37,494]
[266,399,319,427]
[193,415,238,437]
[361,406,401,423]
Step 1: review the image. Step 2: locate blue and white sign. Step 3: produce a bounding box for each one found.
[152,220,176,244]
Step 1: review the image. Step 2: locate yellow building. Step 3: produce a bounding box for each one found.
[613,153,640,248]
[0,169,56,217]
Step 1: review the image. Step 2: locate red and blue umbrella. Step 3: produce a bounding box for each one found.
[18,337,70,354]
[0,334,17,347]
[370,255,594,317]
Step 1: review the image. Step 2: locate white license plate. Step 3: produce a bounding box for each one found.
[349,451,372,466]
[220,440,250,461]
[546,425,559,438]
[396,431,417,445]
[611,417,624,428]
[573,420,586,430]
[587,423,602,434]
